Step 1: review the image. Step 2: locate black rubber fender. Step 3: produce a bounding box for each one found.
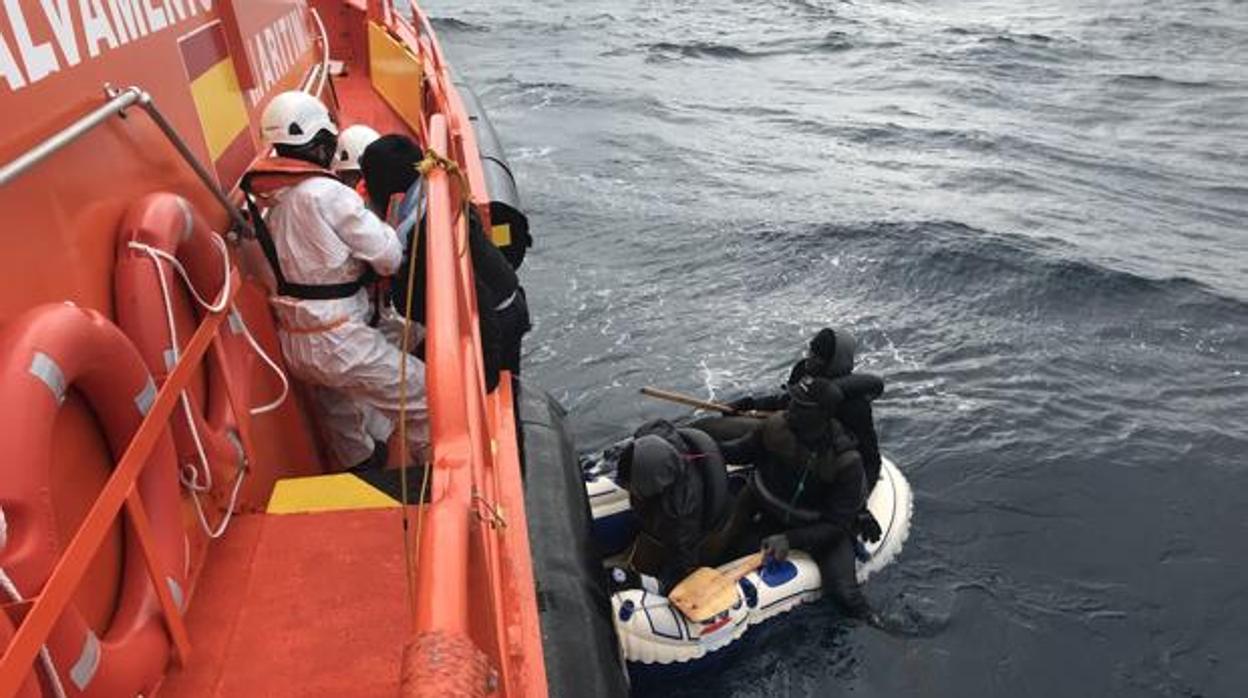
[456,82,532,268]
[517,379,629,698]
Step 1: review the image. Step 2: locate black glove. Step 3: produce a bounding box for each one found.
[856,510,882,544]
[761,533,790,562]
[727,396,756,414]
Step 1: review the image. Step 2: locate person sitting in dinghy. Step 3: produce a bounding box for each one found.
[616,419,733,594]
[725,327,884,489]
[721,376,883,623]
[359,135,530,392]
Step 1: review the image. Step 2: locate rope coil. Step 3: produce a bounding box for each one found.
[414,147,473,259]
[415,148,471,202]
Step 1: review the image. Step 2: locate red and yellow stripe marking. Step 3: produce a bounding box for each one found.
[179,23,254,188]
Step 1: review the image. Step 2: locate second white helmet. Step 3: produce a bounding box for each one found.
[261,91,338,147]
[334,125,382,173]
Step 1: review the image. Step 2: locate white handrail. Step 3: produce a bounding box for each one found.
[307,8,331,99]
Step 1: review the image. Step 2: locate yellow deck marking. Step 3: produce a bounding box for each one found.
[189,59,251,159]
[267,473,400,514]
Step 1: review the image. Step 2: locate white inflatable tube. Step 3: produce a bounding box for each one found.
[592,456,913,669]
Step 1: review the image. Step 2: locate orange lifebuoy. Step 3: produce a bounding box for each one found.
[0,303,185,696]
[114,194,253,522]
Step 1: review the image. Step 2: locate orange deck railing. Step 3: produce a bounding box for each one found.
[0,3,547,697]
[404,1,548,693]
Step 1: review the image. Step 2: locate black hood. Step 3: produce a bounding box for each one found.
[617,419,687,494]
[360,134,422,211]
[808,327,856,378]
[632,418,683,449]
[626,435,685,499]
[829,330,857,377]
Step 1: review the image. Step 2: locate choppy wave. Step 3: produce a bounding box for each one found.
[422,0,1248,693]
[785,221,1247,317]
[643,32,863,62]
[1109,73,1225,89]
[646,41,759,61]
[429,16,489,33]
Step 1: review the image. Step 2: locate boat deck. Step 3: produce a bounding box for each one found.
[157,505,416,697]
[156,51,426,696]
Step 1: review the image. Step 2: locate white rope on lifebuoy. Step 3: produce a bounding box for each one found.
[126,231,290,416]
[127,232,231,314]
[234,310,290,416]
[126,220,308,537]
[129,238,246,539]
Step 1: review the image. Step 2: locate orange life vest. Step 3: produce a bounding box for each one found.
[240,158,375,301]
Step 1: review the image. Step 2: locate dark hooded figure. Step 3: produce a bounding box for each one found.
[726,327,884,488]
[358,134,530,392]
[713,376,881,622]
[616,419,731,593]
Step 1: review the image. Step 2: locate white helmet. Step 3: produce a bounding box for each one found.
[333,124,382,173]
[261,91,338,147]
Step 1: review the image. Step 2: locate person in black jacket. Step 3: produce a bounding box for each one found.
[358,135,530,392]
[616,419,731,594]
[727,327,884,489]
[718,377,882,622]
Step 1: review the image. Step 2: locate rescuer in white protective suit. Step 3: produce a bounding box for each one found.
[333,124,382,192]
[246,91,428,470]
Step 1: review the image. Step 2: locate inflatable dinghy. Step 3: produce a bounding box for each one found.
[586,455,913,677]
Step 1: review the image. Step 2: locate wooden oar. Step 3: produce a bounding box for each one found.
[639,386,769,417]
[668,552,765,622]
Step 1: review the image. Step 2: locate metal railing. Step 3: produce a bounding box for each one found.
[0,85,251,237]
[302,8,336,108]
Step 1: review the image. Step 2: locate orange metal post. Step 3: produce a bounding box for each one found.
[124,491,193,665]
[0,271,240,697]
[411,3,448,72]
[393,13,551,696]
[488,377,549,696]
[210,335,260,473]
[444,93,491,213]
[413,116,473,638]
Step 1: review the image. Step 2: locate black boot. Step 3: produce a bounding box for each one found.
[348,439,389,474]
